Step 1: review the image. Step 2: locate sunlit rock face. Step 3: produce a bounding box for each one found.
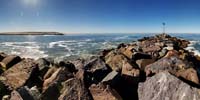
[138,72,200,100]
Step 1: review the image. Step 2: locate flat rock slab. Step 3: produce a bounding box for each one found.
[1,59,38,90]
[138,72,200,100]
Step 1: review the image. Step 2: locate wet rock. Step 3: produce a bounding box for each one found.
[176,68,199,85]
[1,59,38,90]
[136,59,155,71]
[0,55,21,70]
[58,78,93,100]
[89,84,122,100]
[138,72,200,100]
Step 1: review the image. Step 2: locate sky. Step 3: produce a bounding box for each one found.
[0,0,200,33]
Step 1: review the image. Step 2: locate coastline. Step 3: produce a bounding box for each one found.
[0,32,64,35]
[0,33,200,99]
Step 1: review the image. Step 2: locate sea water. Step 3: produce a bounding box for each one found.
[0,33,199,60]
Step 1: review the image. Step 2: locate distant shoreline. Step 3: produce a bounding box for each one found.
[0,32,64,35]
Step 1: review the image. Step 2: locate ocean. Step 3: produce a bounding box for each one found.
[0,33,199,60]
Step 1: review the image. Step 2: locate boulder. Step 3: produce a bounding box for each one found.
[71,59,85,69]
[84,57,111,83]
[132,52,152,61]
[136,59,155,71]
[142,45,161,53]
[145,56,191,76]
[121,61,140,84]
[1,59,38,90]
[43,67,73,91]
[89,84,122,100]
[101,71,121,86]
[105,51,127,72]
[58,78,93,100]
[41,83,61,100]
[0,55,21,70]
[35,58,50,79]
[0,53,7,61]
[138,72,200,100]
[176,68,199,85]
[10,86,40,100]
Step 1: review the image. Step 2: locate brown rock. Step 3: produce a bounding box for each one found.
[0,55,21,70]
[176,68,199,84]
[105,51,127,71]
[43,67,73,91]
[1,59,38,90]
[0,52,7,61]
[89,84,122,100]
[142,45,161,53]
[136,59,155,71]
[58,78,93,100]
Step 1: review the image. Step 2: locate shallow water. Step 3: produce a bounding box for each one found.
[0,33,199,60]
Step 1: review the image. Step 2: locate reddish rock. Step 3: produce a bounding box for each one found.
[1,59,38,90]
[89,84,122,100]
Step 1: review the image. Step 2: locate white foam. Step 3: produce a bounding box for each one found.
[185,41,200,56]
[0,42,48,60]
[114,36,129,40]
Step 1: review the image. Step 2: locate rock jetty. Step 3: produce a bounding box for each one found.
[0,33,200,100]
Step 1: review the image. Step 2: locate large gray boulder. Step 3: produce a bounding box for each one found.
[138,72,200,100]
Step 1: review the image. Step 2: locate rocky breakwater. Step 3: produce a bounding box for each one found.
[0,33,200,100]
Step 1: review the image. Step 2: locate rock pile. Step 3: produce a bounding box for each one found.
[0,33,200,100]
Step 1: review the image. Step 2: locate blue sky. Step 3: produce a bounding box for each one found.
[0,0,200,33]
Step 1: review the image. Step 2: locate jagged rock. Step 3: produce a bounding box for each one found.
[71,59,85,69]
[101,71,121,85]
[0,53,7,61]
[1,59,38,90]
[35,58,50,80]
[43,66,73,91]
[43,65,59,80]
[136,59,155,71]
[121,61,140,84]
[0,55,21,70]
[132,52,152,61]
[138,72,200,100]
[118,45,135,59]
[89,84,122,100]
[41,83,61,100]
[105,51,127,72]
[145,55,191,76]
[176,68,199,85]
[0,81,10,99]
[142,45,161,53]
[10,90,24,100]
[58,78,93,100]
[84,57,111,83]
